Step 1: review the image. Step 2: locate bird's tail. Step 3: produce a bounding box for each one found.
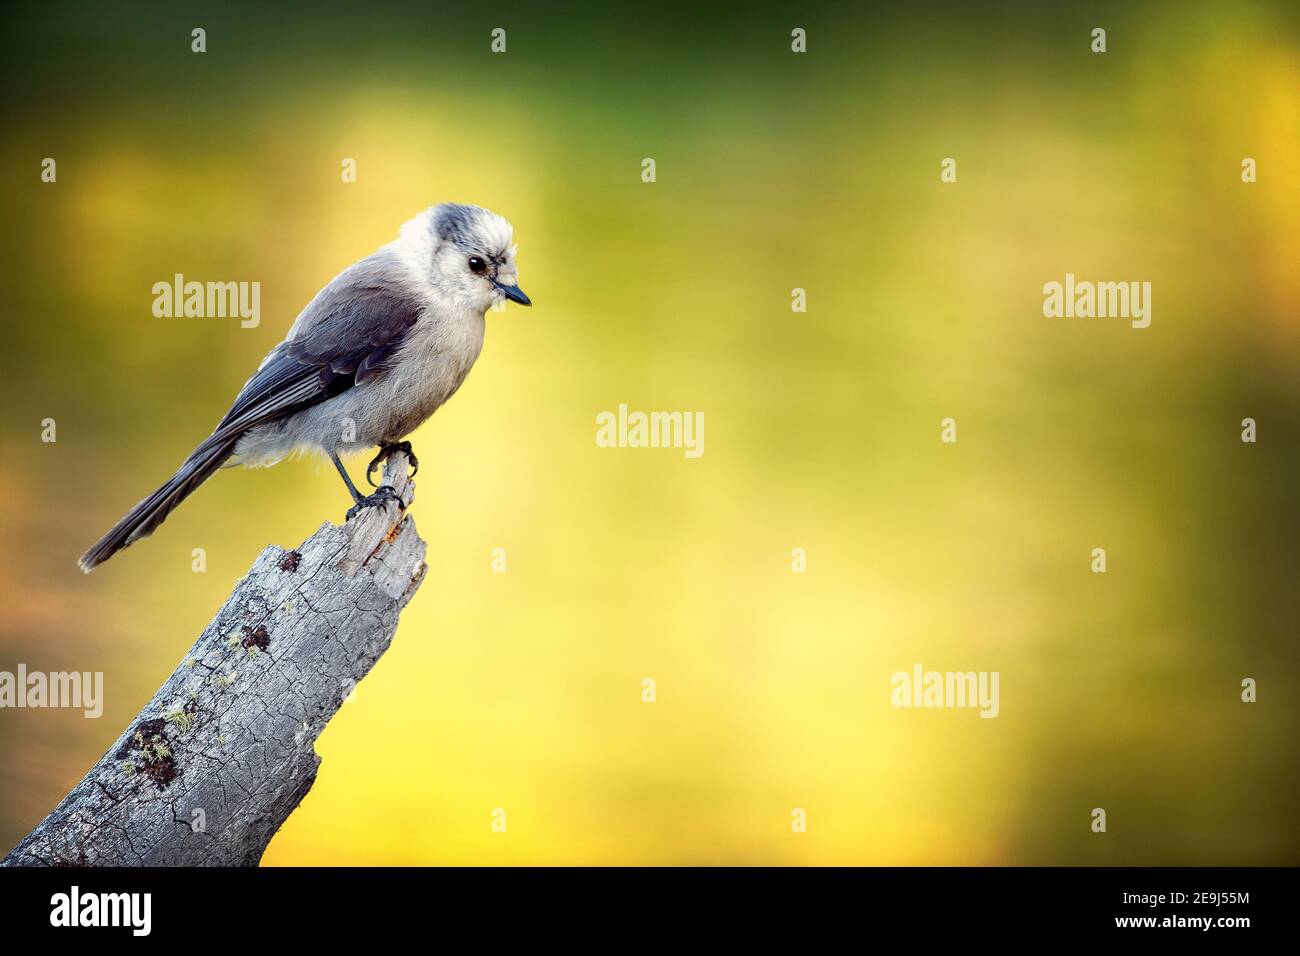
[78,436,238,573]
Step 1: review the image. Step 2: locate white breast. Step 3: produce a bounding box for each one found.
[368,305,486,440]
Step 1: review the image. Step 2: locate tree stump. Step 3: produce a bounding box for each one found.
[2,452,427,866]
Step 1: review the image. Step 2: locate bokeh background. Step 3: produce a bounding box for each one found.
[1,0,1297,865]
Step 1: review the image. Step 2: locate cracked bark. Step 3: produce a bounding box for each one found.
[2,452,427,867]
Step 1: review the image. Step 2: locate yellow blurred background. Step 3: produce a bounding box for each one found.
[1,1,1297,864]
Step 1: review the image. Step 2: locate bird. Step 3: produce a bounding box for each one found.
[78,202,530,572]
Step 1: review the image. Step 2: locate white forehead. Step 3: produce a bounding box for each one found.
[391,204,518,292]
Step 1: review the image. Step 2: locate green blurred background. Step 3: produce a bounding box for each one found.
[1,0,1297,864]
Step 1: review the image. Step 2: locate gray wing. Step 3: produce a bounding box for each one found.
[207,252,425,444]
[79,253,425,571]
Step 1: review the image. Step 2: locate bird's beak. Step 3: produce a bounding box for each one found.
[493,281,531,306]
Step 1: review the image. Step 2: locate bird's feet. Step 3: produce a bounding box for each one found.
[366,440,419,487]
[345,485,403,521]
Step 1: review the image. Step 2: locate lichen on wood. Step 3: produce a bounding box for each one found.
[2,452,426,867]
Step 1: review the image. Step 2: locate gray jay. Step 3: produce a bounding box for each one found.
[79,202,529,572]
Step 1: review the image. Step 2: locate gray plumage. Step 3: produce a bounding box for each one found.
[79,203,529,572]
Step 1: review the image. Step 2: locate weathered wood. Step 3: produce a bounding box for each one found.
[2,452,427,866]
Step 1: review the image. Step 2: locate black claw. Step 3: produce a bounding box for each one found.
[345,485,402,521]
[366,441,418,487]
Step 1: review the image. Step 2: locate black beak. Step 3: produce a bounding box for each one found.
[493,281,531,306]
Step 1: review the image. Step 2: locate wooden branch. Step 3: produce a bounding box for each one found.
[2,452,427,867]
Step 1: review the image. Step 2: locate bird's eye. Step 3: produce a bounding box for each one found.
[467,256,487,274]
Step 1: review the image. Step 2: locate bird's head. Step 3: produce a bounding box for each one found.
[399,202,530,313]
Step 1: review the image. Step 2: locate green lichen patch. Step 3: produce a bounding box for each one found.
[114,718,177,789]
